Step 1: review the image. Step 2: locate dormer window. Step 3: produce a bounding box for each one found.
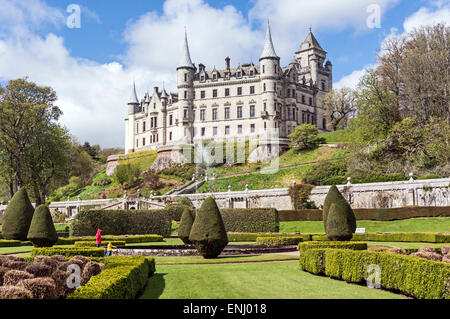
[213,73,217,80]
[153,103,156,109]
[200,75,205,82]
[250,70,254,76]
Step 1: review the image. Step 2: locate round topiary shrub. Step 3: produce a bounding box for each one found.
[322,185,356,236]
[18,277,58,299]
[178,208,195,245]
[2,188,35,241]
[81,261,102,285]
[189,197,228,259]
[24,263,53,278]
[27,205,58,247]
[326,203,353,241]
[0,285,33,299]
[3,270,34,286]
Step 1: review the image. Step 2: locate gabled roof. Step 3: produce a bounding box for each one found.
[260,21,279,60]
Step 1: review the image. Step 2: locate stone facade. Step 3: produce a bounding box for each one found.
[125,23,332,155]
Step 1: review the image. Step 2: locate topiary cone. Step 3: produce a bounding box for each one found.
[323,185,356,234]
[27,204,58,247]
[178,207,195,245]
[189,197,228,258]
[326,203,353,241]
[2,188,35,240]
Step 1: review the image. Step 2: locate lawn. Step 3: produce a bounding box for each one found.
[280,217,450,233]
[140,261,406,299]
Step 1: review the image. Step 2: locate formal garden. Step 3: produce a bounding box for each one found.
[0,184,448,300]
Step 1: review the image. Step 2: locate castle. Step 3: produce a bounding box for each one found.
[124,23,332,156]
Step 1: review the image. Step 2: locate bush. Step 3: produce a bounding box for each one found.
[176,197,194,207]
[31,247,105,258]
[0,240,22,247]
[2,188,35,240]
[298,241,367,253]
[114,163,141,187]
[300,248,450,299]
[3,270,34,286]
[24,263,53,277]
[227,232,311,242]
[74,241,126,247]
[81,261,103,285]
[19,277,58,299]
[164,204,193,222]
[178,208,195,245]
[56,234,163,245]
[27,205,58,247]
[189,197,228,258]
[288,184,316,210]
[71,210,171,237]
[220,208,279,233]
[68,256,155,299]
[323,185,356,239]
[302,160,347,186]
[0,285,33,299]
[288,124,326,150]
[256,236,304,246]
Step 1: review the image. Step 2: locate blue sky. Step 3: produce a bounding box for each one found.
[0,0,448,147]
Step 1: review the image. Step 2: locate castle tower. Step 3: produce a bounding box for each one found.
[295,29,327,87]
[176,30,195,144]
[125,81,140,154]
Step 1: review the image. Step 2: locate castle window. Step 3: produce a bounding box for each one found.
[274,83,276,90]
[225,88,230,96]
[287,89,290,98]
[238,125,243,134]
[262,65,265,73]
[225,126,230,135]
[200,75,205,81]
[184,73,188,81]
[237,71,241,77]
[183,109,188,119]
[225,107,230,120]
[263,103,267,111]
[201,91,205,99]
[169,114,173,126]
[250,70,254,76]
[250,86,255,94]
[302,95,305,104]
[264,122,266,130]
[237,87,242,96]
[250,105,255,118]
[251,124,255,133]
[212,108,218,120]
[309,97,313,106]
[193,110,195,121]
[193,91,196,99]
[143,121,146,131]
[136,123,139,133]
[154,103,156,109]
[184,91,187,99]
[143,138,145,146]
[323,118,326,129]
[169,132,172,140]
[237,106,243,119]
[321,81,326,91]
[213,127,218,136]
[201,127,206,136]
[200,109,206,121]
[263,83,266,92]
[213,73,217,80]
[213,89,217,98]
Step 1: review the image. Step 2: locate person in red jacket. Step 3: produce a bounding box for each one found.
[95,229,102,248]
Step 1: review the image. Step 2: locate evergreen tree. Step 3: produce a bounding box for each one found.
[2,188,34,240]
[27,204,58,247]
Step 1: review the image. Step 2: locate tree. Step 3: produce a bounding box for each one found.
[178,208,195,245]
[322,185,356,236]
[320,88,357,130]
[114,163,141,187]
[288,124,325,150]
[27,204,58,247]
[0,78,70,204]
[1,187,35,240]
[189,197,228,258]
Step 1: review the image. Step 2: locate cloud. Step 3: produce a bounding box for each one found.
[334,65,374,90]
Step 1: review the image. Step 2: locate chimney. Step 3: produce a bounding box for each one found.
[225,56,230,70]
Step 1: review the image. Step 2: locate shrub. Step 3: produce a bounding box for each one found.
[323,185,356,238]
[256,236,304,246]
[164,204,193,221]
[81,261,103,285]
[0,240,22,247]
[74,241,126,248]
[288,124,326,150]
[3,270,34,286]
[220,208,279,233]
[227,232,311,242]
[178,208,195,245]
[56,234,164,245]
[68,256,155,299]
[2,188,35,240]
[27,205,58,247]
[302,160,347,186]
[189,197,228,258]
[19,277,58,299]
[31,247,105,258]
[114,163,141,187]
[33,256,60,268]
[176,197,194,207]
[298,241,367,253]
[71,210,171,237]
[24,263,53,277]
[51,269,71,298]
[288,184,316,210]
[3,261,28,271]
[0,285,33,299]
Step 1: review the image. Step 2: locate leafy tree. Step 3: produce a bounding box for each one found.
[320,88,357,130]
[288,124,325,150]
[114,163,141,187]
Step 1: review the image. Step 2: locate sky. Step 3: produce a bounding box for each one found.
[0,0,448,148]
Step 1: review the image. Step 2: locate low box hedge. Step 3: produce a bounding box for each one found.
[256,236,304,246]
[227,232,312,242]
[310,232,450,243]
[31,247,105,257]
[0,239,22,247]
[56,234,164,245]
[298,241,368,253]
[220,208,279,233]
[279,206,450,221]
[299,248,450,299]
[74,241,126,247]
[71,210,171,237]
[68,256,155,299]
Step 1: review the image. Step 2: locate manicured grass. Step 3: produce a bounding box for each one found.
[154,254,299,265]
[280,217,450,233]
[140,261,406,299]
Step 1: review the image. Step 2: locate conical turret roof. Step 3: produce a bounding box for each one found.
[178,31,195,69]
[260,21,279,60]
[129,81,139,104]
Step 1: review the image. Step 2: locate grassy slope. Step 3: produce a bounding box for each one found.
[318,129,354,144]
[280,217,450,234]
[197,146,348,192]
[141,261,405,299]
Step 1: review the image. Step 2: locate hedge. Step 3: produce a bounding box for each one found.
[299,248,450,299]
[311,233,450,243]
[71,210,171,237]
[220,208,279,233]
[279,206,450,221]
[164,204,193,221]
[56,234,163,245]
[298,241,368,253]
[68,256,155,299]
[31,247,105,258]
[0,239,22,247]
[256,236,304,246]
[227,232,312,242]
[74,241,126,248]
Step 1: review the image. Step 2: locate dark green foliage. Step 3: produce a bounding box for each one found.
[31,247,105,258]
[189,197,228,258]
[114,163,141,187]
[256,236,304,246]
[27,205,58,247]
[288,184,316,210]
[56,234,163,245]
[74,241,126,247]
[227,232,311,242]
[71,210,171,237]
[0,240,22,247]
[176,196,194,207]
[164,203,193,221]
[326,203,353,241]
[302,160,347,186]
[2,188,35,240]
[298,241,368,253]
[220,208,279,233]
[178,208,195,245]
[288,124,326,150]
[322,185,356,236]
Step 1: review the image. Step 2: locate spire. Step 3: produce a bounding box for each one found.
[302,29,324,51]
[260,20,278,60]
[129,81,139,104]
[178,30,195,69]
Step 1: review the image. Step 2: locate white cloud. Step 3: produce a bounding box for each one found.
[334,65,374,90]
